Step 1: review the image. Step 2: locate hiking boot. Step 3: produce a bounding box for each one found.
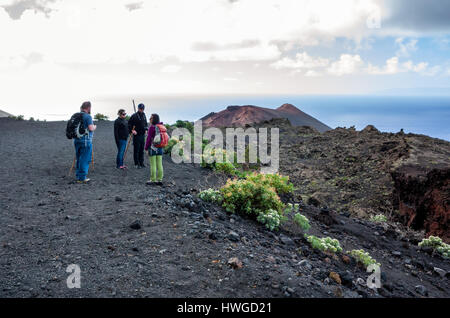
[146,180,155,185]
[135,165,141,169]
[77,178,90,184]
[119,165,128,170]
[155,181,163,186]
[140,164,146,168]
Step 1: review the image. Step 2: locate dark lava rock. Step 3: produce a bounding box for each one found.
[307,196,320,207]
[208,232,218,240]
[392,251,402,257]
[313,208,338,226]
[415,285,428,297]
[228,231,240,242]
[279,234,295,246]
[339,271,354,287]
[420,246,434,255]
[115,196,122,202]
[129,220,142,230]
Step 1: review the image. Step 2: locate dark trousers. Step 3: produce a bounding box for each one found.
[116,139,127,168]
[133,135,145,166]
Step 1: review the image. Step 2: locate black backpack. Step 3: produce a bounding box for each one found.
[66,112,87,139]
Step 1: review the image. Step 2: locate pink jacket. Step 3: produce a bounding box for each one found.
[144,122,163,151]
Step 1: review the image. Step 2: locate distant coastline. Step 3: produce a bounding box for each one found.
[5,94,449,141]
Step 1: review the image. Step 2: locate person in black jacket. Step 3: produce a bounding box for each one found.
[114,109,129,169]
[128,103,148,168]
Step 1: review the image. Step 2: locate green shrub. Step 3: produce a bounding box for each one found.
[305,235,342,253]
[175,120,194,134]
[164,136,181,155]
[284,203,310,232]
[348,249,381,268]
[418,236,449,259]
[201,147,239,175]
[244,173,294,195]
[294,213,311,232]
[214,162,237,175]
[220,178,284,217]
[199,173,293,231]
[199,188,223,204]
[94,113,108,121]
[9,115,25,121]
[257,209,284,231]
[29,117,35,122]
[370,214,387,223]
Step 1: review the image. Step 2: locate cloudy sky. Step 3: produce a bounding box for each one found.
[1,0,450,118]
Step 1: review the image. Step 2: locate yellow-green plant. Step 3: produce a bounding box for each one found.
[199,188,223,204]
[220,178,284,217]
[257,209,284,231]
[285,203,310,232]
[294,213,311,232]
[244,173,294,194]
[348,249,381,268]
[418,236,449,259]
[201,148,239,175]
[370,214,387,223]
[305,235,342,253]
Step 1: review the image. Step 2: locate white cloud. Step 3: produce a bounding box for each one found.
[367,56,400,75]
[0,0,384,67]
[327,54,363,76]
[161,65,181,73]
[367,56,439,75]
[402,60,427,73]
[270,52,329,70]
[395,38,418,57]
[223,77,238,81]
[305,70,322,77]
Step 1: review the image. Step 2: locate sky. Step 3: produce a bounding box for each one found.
[0,0,450,120]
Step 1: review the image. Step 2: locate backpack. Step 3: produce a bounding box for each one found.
[152,124,169,148]
[66,112,87,139]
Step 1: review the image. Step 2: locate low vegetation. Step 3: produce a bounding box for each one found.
[370,214,388,223]
[198,188,223,204]
[418,236,449,259]
[256,209,284,231]
[348,249,380,268]
[305,235,343,253]
[8,115,24,121]
[94,113,109,121]
[199,173,294,231]
[293,213,311,232]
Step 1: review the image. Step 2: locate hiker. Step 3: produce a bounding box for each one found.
[114,109,129,169]
[144,113,168,185]
[128,103,148,169]
[74,101,96,183]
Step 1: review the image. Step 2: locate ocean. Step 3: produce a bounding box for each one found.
[86,95,450,141]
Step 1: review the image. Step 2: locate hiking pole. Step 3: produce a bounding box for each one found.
[123,125,135,163]
[91,147,95,171]
[123,99,137,163]
[68,155,76,176]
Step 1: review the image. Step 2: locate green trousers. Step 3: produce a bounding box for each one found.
[149,155,163,182]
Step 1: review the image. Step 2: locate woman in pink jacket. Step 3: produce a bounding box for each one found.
[144,114,164,185]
